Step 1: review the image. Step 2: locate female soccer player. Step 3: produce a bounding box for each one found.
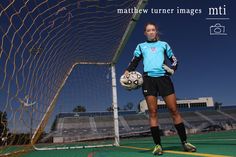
[123,22,196,155]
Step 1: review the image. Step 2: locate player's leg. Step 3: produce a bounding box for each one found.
[146,95,159,127]
[146,95,160,143]
[163,93,182,124]
[158,76,196,152]
[163,94,187,142]
[162,90,196,152]
[145,95,163,155]
[142,76,163,155]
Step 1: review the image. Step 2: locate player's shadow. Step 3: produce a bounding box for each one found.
[137,149,153,154]
[137,146,182,154]
[163,146,183,151]
[164,142,236,146]
[188,142,236,146]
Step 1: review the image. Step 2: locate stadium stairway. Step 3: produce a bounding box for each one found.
[89,117,97,132]
[194,111,216,125]
[182,119,192,128]
[217,110,236,122]
[119,116,131,131]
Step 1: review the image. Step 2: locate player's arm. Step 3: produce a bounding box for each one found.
[126,56,142,72]
[126,45,143,72]
[165,43,178,71]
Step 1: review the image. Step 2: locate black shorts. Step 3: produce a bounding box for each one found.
[142,76,175,97]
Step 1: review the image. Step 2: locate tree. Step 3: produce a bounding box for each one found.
[124,102,134,110]
[106,106,113,112]
[137,101,142,112]
[106,106,120,112]
[126,102,134,110]
[0,111,8,145]
[0,111,8,136]
[73,105,86,112]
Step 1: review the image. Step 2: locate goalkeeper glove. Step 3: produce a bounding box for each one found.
[163,64,174,75]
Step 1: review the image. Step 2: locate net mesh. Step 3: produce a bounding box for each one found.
[46,64,113,145]
[0,0,140,155]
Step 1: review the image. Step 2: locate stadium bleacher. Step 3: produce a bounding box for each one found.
[221,107,236,119]
[51,107,236,143]
[199,110,232,123]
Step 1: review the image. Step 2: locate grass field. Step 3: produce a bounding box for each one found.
[16,130,236,157]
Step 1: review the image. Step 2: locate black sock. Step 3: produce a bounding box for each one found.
[150,126,161,145]
[175,122,187,144]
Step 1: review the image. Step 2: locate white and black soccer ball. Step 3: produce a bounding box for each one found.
[120,71,143,90]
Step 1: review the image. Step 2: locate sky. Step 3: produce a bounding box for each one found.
[0,0,235,133]
[115,0,236,108]
[55,0,236,114]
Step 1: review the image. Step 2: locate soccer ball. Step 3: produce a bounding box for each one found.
[120,71,143,90]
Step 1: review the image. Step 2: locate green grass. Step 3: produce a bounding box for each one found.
[1,130,235,157]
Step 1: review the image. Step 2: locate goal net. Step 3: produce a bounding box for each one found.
[0,0,147,155]
[33,63,118,150]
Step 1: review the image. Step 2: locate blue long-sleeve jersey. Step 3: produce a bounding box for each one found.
[126,40,178,77]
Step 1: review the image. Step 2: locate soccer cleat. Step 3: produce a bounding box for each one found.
[183,142,197,152]
[152,144,163,155]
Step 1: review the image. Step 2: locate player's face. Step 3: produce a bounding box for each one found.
[144,24,157,41]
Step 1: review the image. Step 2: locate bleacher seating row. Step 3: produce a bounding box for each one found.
[52,107,236,143]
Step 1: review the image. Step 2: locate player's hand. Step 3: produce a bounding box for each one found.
[163,64,174,75]
[123,70,130,78]
[120,71,129,87]
[171,64,178,71]
[120,71,132,90]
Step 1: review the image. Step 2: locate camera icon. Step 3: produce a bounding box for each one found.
[209,23,227,35]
